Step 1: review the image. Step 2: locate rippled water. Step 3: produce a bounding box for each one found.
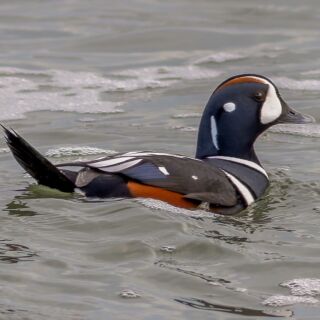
[1,1,320,319]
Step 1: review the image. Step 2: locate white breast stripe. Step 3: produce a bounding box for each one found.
[208,156,268,178]
[98,159,142,172]
[222,170,255,206]
[90,157,135,168]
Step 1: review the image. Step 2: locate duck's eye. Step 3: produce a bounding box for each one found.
[253,91,265,102]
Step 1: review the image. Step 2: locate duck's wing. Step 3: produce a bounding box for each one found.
[58,152,238,206]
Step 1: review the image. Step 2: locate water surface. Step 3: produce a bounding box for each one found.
[1,1,320,319]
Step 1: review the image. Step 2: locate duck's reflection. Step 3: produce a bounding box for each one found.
[5,198,37,216]
[0,239,37,264]
[175,297,293,318]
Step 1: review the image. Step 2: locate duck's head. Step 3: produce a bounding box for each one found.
[196,74,313,162]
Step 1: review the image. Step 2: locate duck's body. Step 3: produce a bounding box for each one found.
[3,74,312,214]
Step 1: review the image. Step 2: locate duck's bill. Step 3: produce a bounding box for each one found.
[277,99,315,124]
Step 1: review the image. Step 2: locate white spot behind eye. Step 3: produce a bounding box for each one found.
[223,102,236,112]
[260,85,282,124]
[250,76,282,124]
[191,175,198,180]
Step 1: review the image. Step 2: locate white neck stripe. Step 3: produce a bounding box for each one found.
[207,156,268,178]
[222,170,255,206]
[210,115,219,150]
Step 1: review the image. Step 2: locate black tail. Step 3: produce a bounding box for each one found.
[2,125,75,193]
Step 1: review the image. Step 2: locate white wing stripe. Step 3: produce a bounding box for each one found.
[208,156,268,177]
[90,157,135,168]
[98,159,143,172]
[121,151,201,161]
[122,152,184,158]
[222,170,255,206]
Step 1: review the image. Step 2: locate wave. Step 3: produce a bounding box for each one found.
[270,124,320,137]
[0,65,221,121]
[0,68,123,121]
[281,278,320,296]
[45,146,116,158]
[262,295,318,307]
[137,198,214,218]
[172,112,202,119]
[275,77,320,91]
[262,278,320,307]
[114,65,221,82]
[194,44,284,65]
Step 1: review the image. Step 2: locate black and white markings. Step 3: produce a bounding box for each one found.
[210,116,219,150]
[158,166,170,175]
[223,102,236,113]
[89,157,142,172]
[251,76,282,124]
[207,155,269,206]
[222,170,254,205]
[208,156,268,178]
[83,152,176,177]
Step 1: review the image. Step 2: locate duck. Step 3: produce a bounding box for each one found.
[2,74,313,214]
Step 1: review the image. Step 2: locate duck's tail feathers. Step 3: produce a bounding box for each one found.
[2,125,75,193]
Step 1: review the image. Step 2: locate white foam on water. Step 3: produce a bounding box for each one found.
[262,295,318,307]
[45,146,117,158]
[275,77,320,91]
[270,124,320,138]
[194,44,284,65]
[119,289,141,299]
[252,4,308,14]
[0,148,9,154]
[301,69,320,76]
[281,278,320,296]
[114,65,221,82]
[137,198,215,218]
[50,69,171,92]
[160,245,176,253]
[194,52,246,64]
[0,68,123,121]
[171,125,197,132]
[172,112,202,119]
[0,65,221,121]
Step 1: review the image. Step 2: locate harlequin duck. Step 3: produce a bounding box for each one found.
[2,74,313,214]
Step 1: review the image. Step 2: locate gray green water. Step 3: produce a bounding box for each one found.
[1,0,320,319]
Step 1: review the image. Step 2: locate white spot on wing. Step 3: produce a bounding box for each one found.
[158,166,169,175]
[210,115,219,150]
[223,102,236,112]
[121,151,201,161]
[191,175,198,180]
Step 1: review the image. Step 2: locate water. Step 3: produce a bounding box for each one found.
[1,0,320,319]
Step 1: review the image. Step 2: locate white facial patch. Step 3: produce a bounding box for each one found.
[223,102,236,112]
[210,115,219,150]
[251,76,282,124]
